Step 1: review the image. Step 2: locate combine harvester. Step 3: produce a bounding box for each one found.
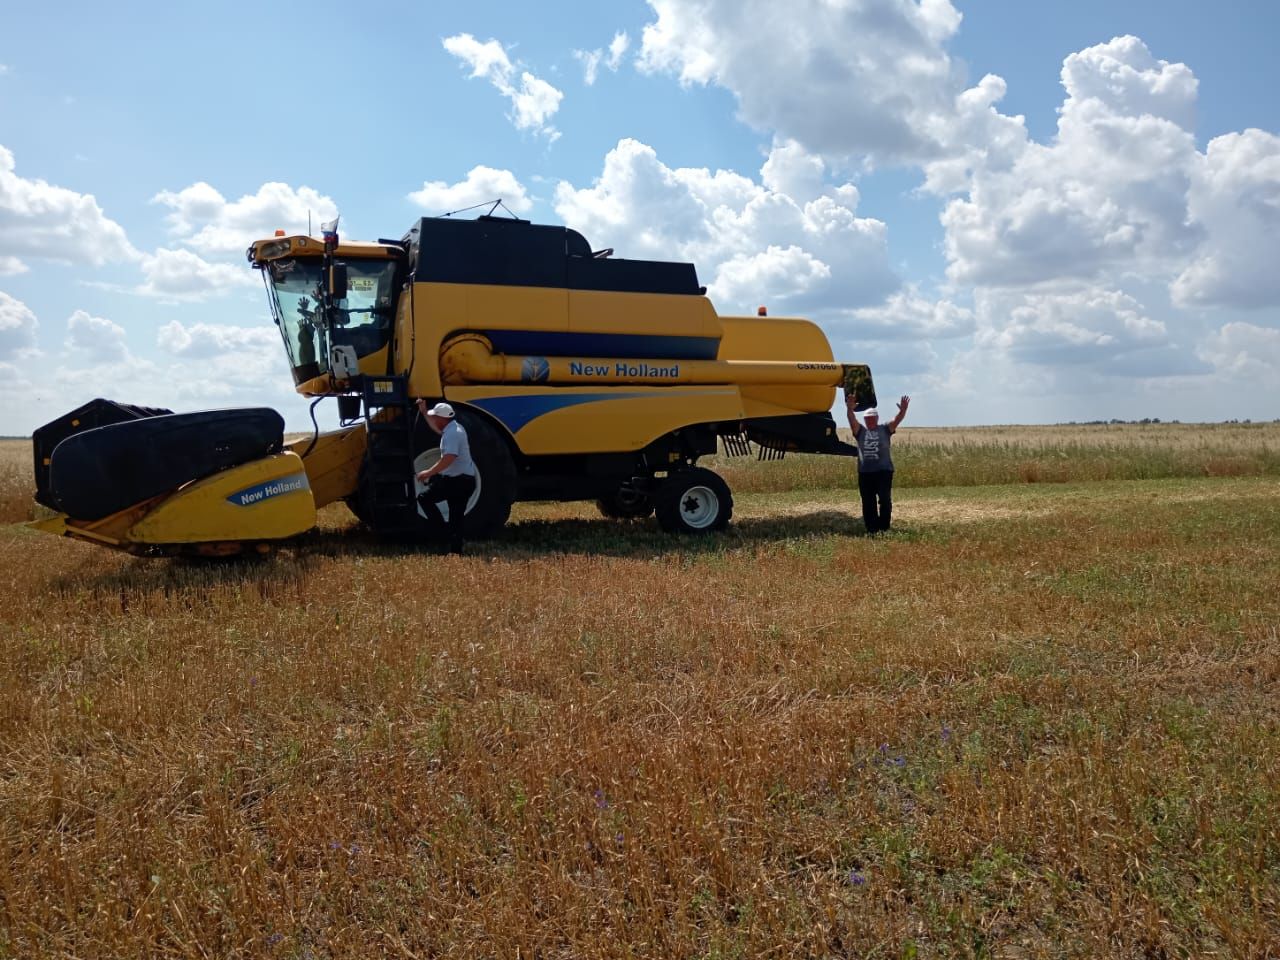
[30,214,876,555]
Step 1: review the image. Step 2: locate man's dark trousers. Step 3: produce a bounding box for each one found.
[858,470,894,533]
[418,474,476,554]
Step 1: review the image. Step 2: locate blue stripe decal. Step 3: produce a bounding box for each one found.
[484,330,719,361]
[467,388,739,434]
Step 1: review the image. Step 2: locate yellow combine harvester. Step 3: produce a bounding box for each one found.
[30,214,876,554]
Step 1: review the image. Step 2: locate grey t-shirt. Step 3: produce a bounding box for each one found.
[855,424,894,473]
[438,420,475,477]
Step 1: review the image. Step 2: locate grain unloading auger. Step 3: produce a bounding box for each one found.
[30,214,877,555]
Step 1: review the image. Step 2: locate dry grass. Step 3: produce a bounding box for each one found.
[717,421,1280,493]
[2,432,1279,956]
[0,441,33,525]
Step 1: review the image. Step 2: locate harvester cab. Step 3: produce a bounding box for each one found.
[255,221,404,392]
[30,210,877,556]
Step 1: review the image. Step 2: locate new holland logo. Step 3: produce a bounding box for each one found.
[226,472,310,507]
[521,356,551,383]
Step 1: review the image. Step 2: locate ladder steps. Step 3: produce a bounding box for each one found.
[357,374,417,533]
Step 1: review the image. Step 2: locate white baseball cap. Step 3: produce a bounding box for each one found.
[863,407,879,418]
[426,402,455,419]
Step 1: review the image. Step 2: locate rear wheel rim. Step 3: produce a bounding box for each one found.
[413,450,482,522]
[679,485,719,529]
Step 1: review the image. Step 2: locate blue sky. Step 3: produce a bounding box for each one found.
[1,0,1277,433]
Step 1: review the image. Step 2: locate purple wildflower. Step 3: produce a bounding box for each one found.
[848,870,866,886]
[594,789,609,810]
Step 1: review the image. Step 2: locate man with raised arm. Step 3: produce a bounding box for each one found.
[845,392,910,534]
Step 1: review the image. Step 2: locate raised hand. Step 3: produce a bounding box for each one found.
[898,395,910,412]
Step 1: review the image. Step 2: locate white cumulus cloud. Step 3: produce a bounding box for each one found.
[554,137,898,315]
[407,166,532,215]
[0,291,38,353]
[575,31,630,85]
[846,288,975,341]
[1198,322,1280,381]
[65,309,129,363]
[0,144,137,271]
[941,37,1202,290]
[974,288,1168,368]
[158,319,280,358]
[930,34,1280,385]
[637,0,963,164]
[48,318,293,421]
[442,33,563,140]
[153,181,340,254]
[1173,129,1280,309]
[136,247,254,302]
[1060,35,1198,129]
[713,245,831,306]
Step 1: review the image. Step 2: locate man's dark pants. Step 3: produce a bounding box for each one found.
[858,469,894,533]
[418,474,476,554]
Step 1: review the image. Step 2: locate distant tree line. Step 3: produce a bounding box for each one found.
[1063,418,1277,425]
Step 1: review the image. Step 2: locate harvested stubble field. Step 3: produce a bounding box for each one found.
[0,426,1278,958]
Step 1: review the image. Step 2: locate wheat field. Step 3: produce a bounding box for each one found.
[1,428,1278,957]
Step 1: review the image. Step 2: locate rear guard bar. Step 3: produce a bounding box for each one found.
[742,413,858,458]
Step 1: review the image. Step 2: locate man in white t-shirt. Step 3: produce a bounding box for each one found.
[414,401,476,555]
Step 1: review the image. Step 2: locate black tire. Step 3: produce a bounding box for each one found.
[654,467,733,534]
[596,483,654,520]
[409,409,517,541]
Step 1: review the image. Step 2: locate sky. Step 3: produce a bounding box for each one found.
[1,0,1277,433]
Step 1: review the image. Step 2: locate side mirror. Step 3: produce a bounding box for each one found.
[329,262,349,300]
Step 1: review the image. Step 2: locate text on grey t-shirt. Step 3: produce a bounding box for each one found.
[855,424,894,473]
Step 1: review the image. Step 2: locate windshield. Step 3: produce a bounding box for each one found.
[263,257,399,384]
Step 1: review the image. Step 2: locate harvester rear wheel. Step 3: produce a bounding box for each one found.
[596,483,654,520]
[410,410,516,541]
[654,468,733,534]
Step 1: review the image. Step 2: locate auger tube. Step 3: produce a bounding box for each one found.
[440,334,848,388]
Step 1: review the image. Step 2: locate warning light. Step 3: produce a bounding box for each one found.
[274,229,286,237]
[757,305,768,316]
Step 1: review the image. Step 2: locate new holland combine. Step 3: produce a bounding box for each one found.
[30,214,876,555]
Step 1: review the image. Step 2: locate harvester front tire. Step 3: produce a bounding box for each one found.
[411,411,516,541]
[596,484,654,520]
[654,468,732,534]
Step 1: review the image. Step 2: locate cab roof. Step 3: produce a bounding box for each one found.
[246,234,402,266]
